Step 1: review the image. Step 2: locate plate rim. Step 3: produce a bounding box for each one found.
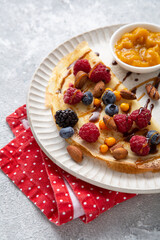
[27,23,160,194]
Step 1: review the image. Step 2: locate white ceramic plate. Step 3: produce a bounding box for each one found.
[27,24,160,194]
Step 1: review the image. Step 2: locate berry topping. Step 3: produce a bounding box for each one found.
[63,87,83,105]
[55,109,78,128]
[89,63,111,83]
[105,104,119,116]
[130,135,150,156]
[130,107,151,129]
[73,59,91,76]
[79,123,100,143]
[59,127,74,139]
[82,91,93,105]
[114,114,133,133]
[102,90,116,105]
[146,130,160,145]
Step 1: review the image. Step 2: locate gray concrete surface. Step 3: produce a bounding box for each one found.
[0,0,160,239]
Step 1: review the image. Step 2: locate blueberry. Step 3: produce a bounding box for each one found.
[105,104,119,116]
[146,130,160,145]
[59,127,74,139]
[102,90,116,105]
[82,91,93,105]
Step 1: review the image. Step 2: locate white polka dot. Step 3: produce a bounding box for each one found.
[62,212,66,215]
[30,142,32,145]
[51,209,54,212]
[9,158,12,161]
[28,150,30,152]
[60,199,63,202]
[46,185,50,188]
[16,130,19,133]
[78,192,81,195]
[21,180,24,182]
[14,112,16,115]
[87,194,90,197]
[70,216,72,219]
[45,193,48,196]
[58,176,61,179]
[62,184,64,187]
[13,172,16,175]
[109,191,112,193]
[34,202,37,205]
[35,155,38,158]
[81,185,84,188]
[31,170,34,173]
[96,196,100,199]
[83,202,87,205]
[20,188,22,191]
[49,218,52,221]
[39,178,42,181]
[102,207,105,211]
[0,158,2,161]
[56,221,58,224]
[21,113,24,116]
[89,214,92,217]
[11,143,14,146]
[1,150,4,153]
[33,162,36,165]
[43,200,46,203]
[41,209,44,212]
[65,193,68,196]
[30,178,33,181]
[37,186,40,189]
[68,204,72,207]
[116,192,119,194]
[48,164,51,167]
[7,166,10,169]
[16,165,19,168]
[53,181,56,184]
[12,180,15,183]
[57,189,60,192]
[12,122,15,125]
[37,150,39,152]
[23,171,25,174]
[27,196,30,199]
[82,217,85,220]
[106,198,109,202]
[20,143,23,146]
[26,156,29,158]
[93,205,96,208]
[18,157,20,160]
[24,163,27,166]
[24,130,26,133]
[36,195,39,198]
[72,183,75,185]
[10,151,13,153]
[90,188,93,190]
[22,136,25,139]
[40,170,43,172]
[52,200,55,203]
[42,163,45,165]
[28,187,31,190]
[100,191,103,193]
[123,197,126,200]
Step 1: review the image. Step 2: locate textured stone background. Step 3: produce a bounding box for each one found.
[0,0,160,239]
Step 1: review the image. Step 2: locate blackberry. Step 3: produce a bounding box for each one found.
[55,109,78,128]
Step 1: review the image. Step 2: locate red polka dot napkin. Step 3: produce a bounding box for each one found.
[0,105,136,225]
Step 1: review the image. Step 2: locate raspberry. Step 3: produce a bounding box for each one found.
[114,114,133,133]
[79,123,100,143]
[73,59,91,76]
[130,135,150,156]
[55,109,78,128]
[63,87,83,105]
[89,63,111,83]
[130,108,151,129]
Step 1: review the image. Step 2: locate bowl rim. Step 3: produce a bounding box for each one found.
[110,22,160,71]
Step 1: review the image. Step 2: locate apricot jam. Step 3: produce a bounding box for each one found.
[115,27,160,67]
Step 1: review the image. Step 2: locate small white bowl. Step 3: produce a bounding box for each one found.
[110,22,160,73]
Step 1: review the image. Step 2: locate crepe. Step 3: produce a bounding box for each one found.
[46,41,160,174]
